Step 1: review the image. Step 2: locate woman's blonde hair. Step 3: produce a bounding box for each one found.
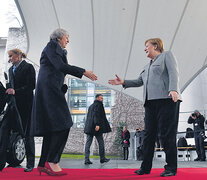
[8,48,27,58]
[145,38,164,53]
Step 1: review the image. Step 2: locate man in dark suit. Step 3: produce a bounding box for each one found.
[84,94,111,165]
[6,48,36,172]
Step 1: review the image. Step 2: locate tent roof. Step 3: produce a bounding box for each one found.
[15,0,207,101]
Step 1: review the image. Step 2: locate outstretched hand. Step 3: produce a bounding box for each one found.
[83,70,97,81]
[108,74,124,85]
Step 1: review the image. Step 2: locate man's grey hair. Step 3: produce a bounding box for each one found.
[50,28,69,40]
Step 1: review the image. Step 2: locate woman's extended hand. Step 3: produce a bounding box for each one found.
[168,91,178,102]
[83,70,97,81]
[108,74,124,85]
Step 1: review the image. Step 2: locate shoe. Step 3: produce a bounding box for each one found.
[24,167,33,172]
[194,157,200,161]
[200,158,206,161]
[44,162,67,176]
[134,168,150,175]
[160,170,176,177]
[37,166,46,176]
[84,160,93,165]
[100,158,110,164]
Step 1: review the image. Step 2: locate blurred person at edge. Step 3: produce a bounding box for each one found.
[109,38,182,177]
[30,28,97,176]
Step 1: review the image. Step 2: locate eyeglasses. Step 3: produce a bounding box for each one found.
[8,54,13,58]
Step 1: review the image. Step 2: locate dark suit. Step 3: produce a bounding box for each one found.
[84,100,111,162]
[31,39,85,167]
[8,60,36,168]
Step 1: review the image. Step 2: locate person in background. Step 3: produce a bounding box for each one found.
[188,110,206,161]
[109,38,181,177]
[4,49,35,172]
[84,94,111,165]
[121,126,130,160]
[31,28,97,176]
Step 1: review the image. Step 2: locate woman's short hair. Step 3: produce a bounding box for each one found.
[145,38,164,53]
[8,48,27,58]
[50,28,69,40]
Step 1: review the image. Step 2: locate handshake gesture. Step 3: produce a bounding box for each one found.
[108,74,124,85]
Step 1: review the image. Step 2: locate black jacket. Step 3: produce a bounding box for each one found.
[188,114,205,135]
[121,130,130,146]
[8,60,35,135]
[84,100,111,135]
[31,40,85,136]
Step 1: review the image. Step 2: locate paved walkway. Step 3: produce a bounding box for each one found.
[21,158,207,169]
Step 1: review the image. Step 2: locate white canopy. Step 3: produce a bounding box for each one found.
[15,0,207,101]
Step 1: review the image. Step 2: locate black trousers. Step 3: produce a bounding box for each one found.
[123,147,129,160]
[38,129,70,167]
[140,99,180,173]
[194,133,206,160]
[85,134,105,161]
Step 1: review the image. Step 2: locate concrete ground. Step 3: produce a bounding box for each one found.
[21,158,207,169]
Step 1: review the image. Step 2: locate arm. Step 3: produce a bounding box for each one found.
[108,73,143,88]
[6,64,36,96]
[165,51,179,102]
[15,64,36,95]
[188,116,195,124]
[45,41,85,78]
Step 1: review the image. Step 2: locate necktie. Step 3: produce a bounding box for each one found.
[13,65,16,75]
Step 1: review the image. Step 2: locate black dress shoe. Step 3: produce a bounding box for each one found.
[24,167,33,172]
[200,158,206,161]
[160,170,176,177]
[134,168,150,175]
[100,158,110,163]
[194,157,200,161]
[84,160,93,165]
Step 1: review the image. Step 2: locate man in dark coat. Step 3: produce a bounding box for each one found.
[188,110,206,161]
[5,48,36,172]
[84,94,111,165]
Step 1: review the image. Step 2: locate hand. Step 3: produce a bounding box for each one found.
[108,74,124,85]
[168,91,178,102]
[191,115,196,119]
[6,88,15,95]
[95,126,100,131]
[83,70,97,81]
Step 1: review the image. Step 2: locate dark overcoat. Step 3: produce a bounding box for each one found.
[8,60,35,135]
[31,40,85,136]
[84,100,111,135]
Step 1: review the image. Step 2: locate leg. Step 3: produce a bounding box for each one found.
[84,134,93,161]
[123,147,126,160]
[95,134,105,161]
[194,135,201,159]
[25,136,35,168]
[38,135,51,167]
[140,101,158,173]
[198,135,206,160]
[47,129,70,163]
[158,99,180,173]
[126,147,129,160]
